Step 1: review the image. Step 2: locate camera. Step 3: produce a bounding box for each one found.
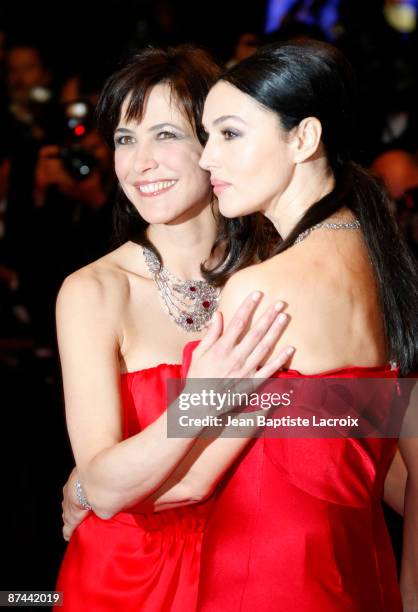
[58,101,98,181]
[29,90,99,182]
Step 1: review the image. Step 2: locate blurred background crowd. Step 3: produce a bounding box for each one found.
[1,0,417,596]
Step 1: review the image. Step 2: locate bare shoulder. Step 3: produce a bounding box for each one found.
[221,253,296,295]
[219,262,275,323]
[56,247,131,322]
[221,263,265,300]
[222,244,386,371]
[219,249,332,331]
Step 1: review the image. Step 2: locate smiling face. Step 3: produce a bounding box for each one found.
[200,81,295,218]
[114,83,212,225]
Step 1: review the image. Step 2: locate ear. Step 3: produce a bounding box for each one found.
[291,117,322,164]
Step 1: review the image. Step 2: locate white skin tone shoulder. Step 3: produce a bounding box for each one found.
[61,83,407,541]
[199,80,418,609]
[58,81,293,537]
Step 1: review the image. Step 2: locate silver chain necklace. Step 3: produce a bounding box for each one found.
[143,246,220,332]
[294,219,361,244]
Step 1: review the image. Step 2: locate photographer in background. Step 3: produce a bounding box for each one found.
[2,42,115,371]
[2,42,56,352]
[6,41,53,131]
[30,96,115,357]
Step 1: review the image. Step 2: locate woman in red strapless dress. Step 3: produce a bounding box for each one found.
[53,45,223,610]
[190,39,418,611]
[195,359,404,611]
[56,364,211,612]
[55,46,294,612]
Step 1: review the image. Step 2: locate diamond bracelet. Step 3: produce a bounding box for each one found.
[75,478,92,511]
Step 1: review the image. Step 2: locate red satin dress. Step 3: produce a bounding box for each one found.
[182,342,403,612]
[56,362,213,612]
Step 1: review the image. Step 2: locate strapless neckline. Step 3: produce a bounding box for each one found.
[120,362,180,378]
[180,340,398,378]
[119,340,398,379]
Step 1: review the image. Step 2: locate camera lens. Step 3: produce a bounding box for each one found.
[59,145,97,181]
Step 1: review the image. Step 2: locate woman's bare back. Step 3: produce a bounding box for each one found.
[220,230,387,375]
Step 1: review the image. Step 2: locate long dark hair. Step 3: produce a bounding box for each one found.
[204,40,417,374]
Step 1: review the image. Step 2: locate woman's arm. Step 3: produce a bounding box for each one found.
[61,419,408,529]
[129,272,294,511]
[383,449,407,516]
[399,379,418,611]
[57,269,291,520]
[399,433,418,611]
[56,269,204,519]
[62,405,278,528]
[139,427,265,511]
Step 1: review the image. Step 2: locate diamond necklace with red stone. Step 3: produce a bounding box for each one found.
[142,246,220,332]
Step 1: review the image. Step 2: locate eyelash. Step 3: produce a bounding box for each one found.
[114,130,179,146]
[156,130,178,140]
[221,129,240,140]
[114,135,135,146]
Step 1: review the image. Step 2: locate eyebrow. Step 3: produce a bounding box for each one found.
[149,122,183,132]
[114,123,183,134]
[212,115,247,126]
[114,127,134,134]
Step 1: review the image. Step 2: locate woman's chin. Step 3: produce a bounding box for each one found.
[219,203,251,219]
[137,205,183,225]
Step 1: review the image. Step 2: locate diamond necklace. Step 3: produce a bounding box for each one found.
[294,219,361,244]
[142,246,220,332]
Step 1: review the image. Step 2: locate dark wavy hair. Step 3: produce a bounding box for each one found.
[203,40,418,374]
[95,44,270,269]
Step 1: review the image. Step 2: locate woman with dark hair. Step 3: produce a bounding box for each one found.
[59,42,412,611]
[54,45,294,611]
[184,39,417,610]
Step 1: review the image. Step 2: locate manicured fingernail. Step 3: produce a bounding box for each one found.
[286,346,295,355]
[275,301,284,311]
[278,313,287,323]
[252,291,261,301]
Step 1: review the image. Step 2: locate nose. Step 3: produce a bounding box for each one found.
[133,143,158,174]
[199,139,217,171]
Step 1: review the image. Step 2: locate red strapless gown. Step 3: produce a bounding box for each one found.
[182,342,403,612]
[56,363,213,612]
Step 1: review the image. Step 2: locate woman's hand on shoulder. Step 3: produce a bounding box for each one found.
[188,268,294,380]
